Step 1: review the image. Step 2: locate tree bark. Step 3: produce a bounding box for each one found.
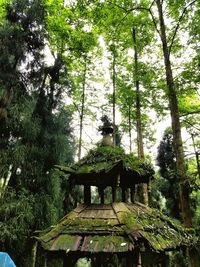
[188,247,200,267]
[78,60,87,161]
[132,27,148,206]
[156,0,192,227]
[31,241,38,267]
[191,133,200,179]
[111,45,116,146]
[128,104,132,153]
[0,87,13,123]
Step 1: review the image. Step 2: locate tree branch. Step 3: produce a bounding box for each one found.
[73,101,81,116]
[180,110,200,117]
[149,0,156,10]
[108,1,161,38]
[169,0,197,55]
[114,11,132,37]
[183,119,200,132]
[148,7,161,37]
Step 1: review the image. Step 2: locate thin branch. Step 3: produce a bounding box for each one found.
[180,110,200,117]
[114,11,133,38]
[148,8,161,37]
[73,101,81,116]
[149,0,156,10]
[184,152,196,157]
[183,120,200,132]
[169,0,197,55]
[108,1,161,39]
[107,1,129,12]
[83,128,94,142]
[195,87,200,97]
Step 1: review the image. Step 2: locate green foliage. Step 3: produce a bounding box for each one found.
[0,187,34,265]
[0,188,34,244]
[0,1,75,266]
[156,128,181,220]
[192,191,200,227]
[170,250,188,267]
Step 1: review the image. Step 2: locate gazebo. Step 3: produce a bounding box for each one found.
[33,120,196,267]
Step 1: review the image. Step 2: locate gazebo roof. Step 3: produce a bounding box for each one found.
[56,146,154,186]
[36,202,195,254]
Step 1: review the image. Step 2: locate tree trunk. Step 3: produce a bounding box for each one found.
[128,104,132,153]
[111,45,116,146]
[191,133,200,179]
[0,87,13,123]
[188,247,200,267]
[132,27,148,206]
[31,241,38,267]
[156,0,192,228]
[78,60,87,161]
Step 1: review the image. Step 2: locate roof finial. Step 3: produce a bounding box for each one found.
[98,115,114,146]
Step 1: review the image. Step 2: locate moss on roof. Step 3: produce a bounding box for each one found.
[56,145,154,182]
[36,203,196,253]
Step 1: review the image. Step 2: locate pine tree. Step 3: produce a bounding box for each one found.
[157,128,181,220]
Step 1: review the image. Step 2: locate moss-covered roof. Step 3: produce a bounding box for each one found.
[36,202,196,253]
[56,146,154,186]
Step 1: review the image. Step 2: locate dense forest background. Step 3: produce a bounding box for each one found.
[0,0,199,266]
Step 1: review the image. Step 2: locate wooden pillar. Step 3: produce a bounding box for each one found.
[122,187,128,202]
[92,255,101,267]
[130,186,135,203]
[63,254,77,267]
[84,185,91,204]
[97,255,102,267]
[99,187,104,204]
[126,253,134,267]
[43,257,47,267]
[112,186,116,202]
[161,256,169,267]
[137,251,142,267]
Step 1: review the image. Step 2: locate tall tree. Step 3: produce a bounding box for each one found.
[45,0,98,158]
[101,0,197,227]
[132,27,149,205]
[155,0,193,227]
[110,43,117,146]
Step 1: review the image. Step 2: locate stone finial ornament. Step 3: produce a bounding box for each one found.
[98,115,114,146]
